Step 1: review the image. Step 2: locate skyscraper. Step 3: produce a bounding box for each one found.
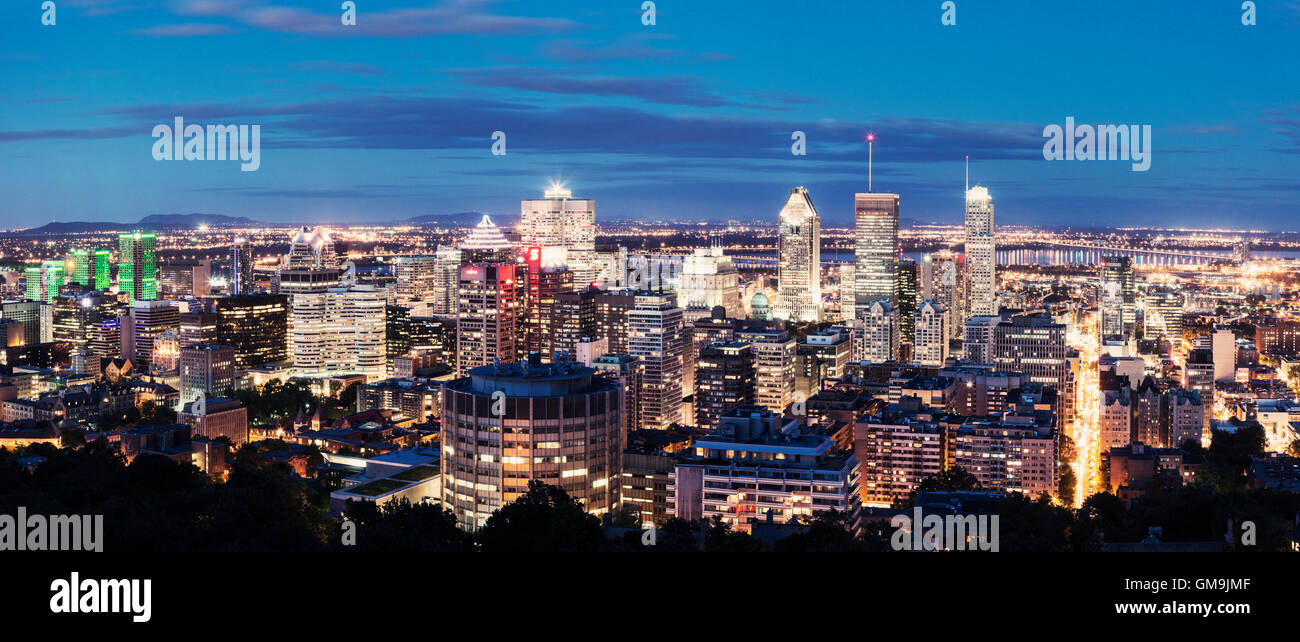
[964,184,996,317]
[854,193,900,316]
[862,299,899,363]
[521,246,575,360]
[628,293,684,430]
[736,328,797,414]
[680,246,741,318]
[695,342,755,431]
[71,249,90,286]
[520,184,596,286]
[290,285,388,382]
[25,261,65,304]
[920,250,966,340]
[896,258,918,348]
[430,245,463,315]
[93,249,111,291]
[456,263,519,376]
[1099,256,1136,342]
[913,300,948,367]
[775,187,822,322]
[231,237,254,295]
[118,231,158,304]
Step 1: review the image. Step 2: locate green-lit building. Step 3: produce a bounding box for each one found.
[70,248,112,290]
[118,231,158,303]
[25,260,65,304]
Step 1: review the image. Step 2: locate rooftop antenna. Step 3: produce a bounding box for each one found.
[866,132,875,192]
[965,155,969,192]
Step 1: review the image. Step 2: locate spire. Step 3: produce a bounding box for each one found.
[866,132,875,192]
[965,155,969,193]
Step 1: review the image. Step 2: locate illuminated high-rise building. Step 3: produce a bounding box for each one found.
[913,300,948,367]
[441,359,621,531]
[118,231,158,304]
[695,342,755,431]
[128,300,179,372]
[71,249,91,286]
[1099,256,1136,342]
[25,261,65,304]
[628,293,684,430]
[735,328,796,414]
[430,245,463,315]
[920,250,966,340]
[775,187,822,322]
[93,249,111,291]
[521,246,575,360]
[520,184,596,286]
[862,299,899,363]
[854,193,899,316]
[289,285,388,382]
[458,214,515,264]
[182,294,290,369]
[456,263,519,376]
[896,258,918,348]
[231,238,254,295]
[680,246,741,318]
[1145,286,1184,341]
[964,184,996,318]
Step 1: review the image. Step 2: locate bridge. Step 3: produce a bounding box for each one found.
[997,241,1234,267]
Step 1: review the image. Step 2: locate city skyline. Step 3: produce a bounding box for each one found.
[3,1,1299,230]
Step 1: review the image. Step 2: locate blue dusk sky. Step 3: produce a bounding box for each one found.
[1,0,1298,230]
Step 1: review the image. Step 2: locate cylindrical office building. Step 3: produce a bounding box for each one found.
[441,358,622,531]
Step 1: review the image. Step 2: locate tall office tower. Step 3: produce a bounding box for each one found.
[128,300,179,371]
[521,247,575,359]
[180,343,236,405]
[91,250,110,291]
[118,231,158,304]
[520,185,597,286]
[628,293,684,430]
[1,300,53,345]
[593,291,637,354]
[692,310,739,367]
[694,342,755,431]
[1145,286,1184,341]
[862,299,899,363]
[896,258,918,348]
[1183,347,1214,438]
[920,250,966,340]
[51,291,118,354]
[838,264,856,322]
[737,328,796,414]
[992,313,1070,419]
[680,246,741,318]
[456,263,519,376]
[25,261,65,304]
[386,305,412,367]
[231,237,254,295]
[1099,256,1136,341]
[408,315,457,364]
[430,245,463,315]
[71,249,91,286]
[393,254,440,302]
[458,214,516,263]
[854,189,901,321]
[913,300,948,367]
[592,353,643,439]
[441,358,621,531]
[964,184,996,317]
[89,319,121,359]
[159,259,211,298]
[553,289,597,357]
[795,329,852,401]
[290,285,388,382]
[775,187,822,322]
[275,227,344,295]
[962,315,1002,363]
[182,295,290,369]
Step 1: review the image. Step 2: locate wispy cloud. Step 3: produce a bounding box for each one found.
[163,0,579,37]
